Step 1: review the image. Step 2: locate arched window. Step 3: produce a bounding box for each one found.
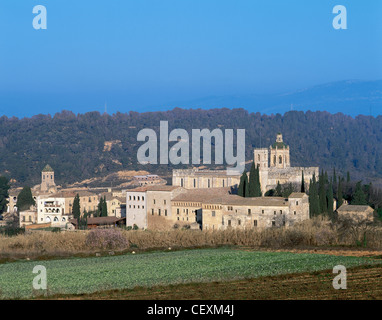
[46,216,51,222]
[54,217,59,222]
[258,154,260,161]
[279,156,282,164]
[273,155,276,164]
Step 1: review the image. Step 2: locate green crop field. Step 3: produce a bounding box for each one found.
[0,248,379,299]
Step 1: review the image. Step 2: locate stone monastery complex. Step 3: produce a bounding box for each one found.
[4,133,321,231]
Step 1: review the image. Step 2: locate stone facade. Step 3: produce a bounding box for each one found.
[146,186,184,229]
[172,169,240,190]
[337,204,374,221]
[125,185,184,230]
[202,193,309,230]
[173,133,319,196]
[19,210,37,227]
[254,133,319,194]
[40,164,57,193]
[171,188,231,228]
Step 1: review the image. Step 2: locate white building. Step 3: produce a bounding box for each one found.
[37,196,72,227]
[126,187,148,229]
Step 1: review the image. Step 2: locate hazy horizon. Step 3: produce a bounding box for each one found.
[1,0,381,118]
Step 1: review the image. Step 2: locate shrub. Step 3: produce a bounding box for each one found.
[85,228,129,250]
[0,226,25,237]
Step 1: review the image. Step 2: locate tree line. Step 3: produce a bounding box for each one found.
[1,109,382,187]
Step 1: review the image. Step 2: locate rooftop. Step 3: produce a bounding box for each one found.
[204,194,288,207]
[288,193,307,199]
[172,187,232,203]
[337,204,373,212]
[42,164,54,172]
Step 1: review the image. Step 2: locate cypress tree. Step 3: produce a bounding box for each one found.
[337,178,343,209]
[301,171,305,193]
[309,176,320,217]
[248,163,261,197]
[102,196,108,216]
[248,163,262,197]
[238,171,249,197]
[333,168,337,185]
[275,181,282,197]
[283,183,293,198]
[351,182,367,205]
[97,197,103,217]
[72,194,81,220]
[248,162,256,197]
[319,175,327,214]
[16,186,35,211]
[327,182,334,219]
[0,176,10,214]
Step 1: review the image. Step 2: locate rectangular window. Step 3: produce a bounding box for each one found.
[254,220,258,227]
[177,208,180,215]
[228,220,231,227]
[272,221,276,227]
[238,219,241,226]
[165,209,167,216]
[151,209,154,215]
[164,200,166,205]
[294,211,296,215]
[158,209,161,216]
[248,209,251,215]
[212,211,216,217]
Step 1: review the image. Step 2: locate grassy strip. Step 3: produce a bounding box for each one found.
[46,264,382,300]
[0,248,379,299]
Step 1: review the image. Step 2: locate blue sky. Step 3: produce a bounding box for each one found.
[0,0,381,117]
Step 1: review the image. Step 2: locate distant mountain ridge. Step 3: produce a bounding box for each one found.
[163,80,382,117]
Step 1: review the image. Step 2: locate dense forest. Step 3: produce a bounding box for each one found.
[0,108,382,187]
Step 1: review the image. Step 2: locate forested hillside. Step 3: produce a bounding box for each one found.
[0,108,381,187]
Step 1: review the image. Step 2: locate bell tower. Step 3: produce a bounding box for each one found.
[41,164,56,193]
[270,133,290,169]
